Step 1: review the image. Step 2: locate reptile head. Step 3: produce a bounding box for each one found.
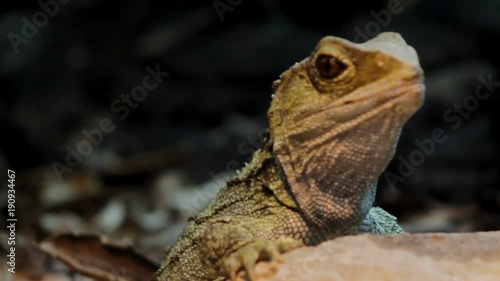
[268,32,424,227]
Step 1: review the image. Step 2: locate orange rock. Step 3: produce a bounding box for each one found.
[253,232,500,281]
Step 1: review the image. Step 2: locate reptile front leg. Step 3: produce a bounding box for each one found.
[200,218,303,280]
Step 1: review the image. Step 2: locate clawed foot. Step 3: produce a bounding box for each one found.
[223,237,302,281]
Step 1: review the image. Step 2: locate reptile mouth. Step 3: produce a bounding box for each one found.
[372,82,425,109]
[331,80,425,122]
[344,80,423,104]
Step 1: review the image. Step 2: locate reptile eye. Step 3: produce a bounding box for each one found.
[315,55,347,79]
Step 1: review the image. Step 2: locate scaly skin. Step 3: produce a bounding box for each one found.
[152,32,425,281]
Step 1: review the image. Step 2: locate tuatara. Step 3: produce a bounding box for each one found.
[153,32,425,281]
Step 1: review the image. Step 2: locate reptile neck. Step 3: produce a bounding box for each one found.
[233,134,299,210]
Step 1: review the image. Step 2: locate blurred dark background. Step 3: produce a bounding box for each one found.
[1,0,500,271]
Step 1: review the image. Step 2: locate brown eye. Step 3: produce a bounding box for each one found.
[315,55,346,79]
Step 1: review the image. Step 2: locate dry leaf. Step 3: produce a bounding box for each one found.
[39,233,160,281]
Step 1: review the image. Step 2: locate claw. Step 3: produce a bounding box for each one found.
[241,249,257,280]
[245,267,256,281]
[229,270,237,281]
[224,257,240,281]
[271,251,283,263]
